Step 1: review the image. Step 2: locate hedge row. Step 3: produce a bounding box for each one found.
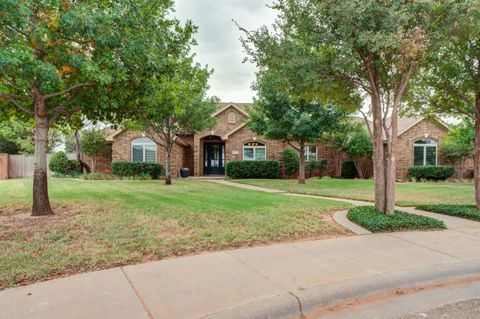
[112,162,163,179]
[407,165,455,181]
[226,160,279,179]
[347,206,446,232]
[416,204,480,222]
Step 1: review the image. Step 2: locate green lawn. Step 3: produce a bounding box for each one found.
[233,178,475,206]
[0,179,350,289]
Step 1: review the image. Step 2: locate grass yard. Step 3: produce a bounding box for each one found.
[234,178,475,206]
[0,179,350,290]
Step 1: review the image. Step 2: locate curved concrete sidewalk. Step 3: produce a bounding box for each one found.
[3,180,480,319]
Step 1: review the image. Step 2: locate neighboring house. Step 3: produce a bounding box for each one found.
[97,102,459,180]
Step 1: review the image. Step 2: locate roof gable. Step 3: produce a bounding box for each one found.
[212,103,249,118]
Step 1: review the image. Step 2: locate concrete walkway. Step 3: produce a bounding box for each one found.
[2,181,480,319]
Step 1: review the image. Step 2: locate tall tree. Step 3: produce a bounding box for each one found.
[0,0,186,215]
[408,1,480,205]
[248,70,347,184]
[137,59,218,185]
[241,0,446,214]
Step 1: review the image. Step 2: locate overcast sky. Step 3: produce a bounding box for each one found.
[174,0,276,103]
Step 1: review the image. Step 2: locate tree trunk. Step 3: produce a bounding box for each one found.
[474,97,480,208]
[371,95,386,212]
[32,99,53,216]
[75,130,90,174]
[385,111,398,216]
[298,143,306,184]
[165,146,172,185]
[353,159,364,179]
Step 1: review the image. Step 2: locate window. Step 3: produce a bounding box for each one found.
[131,137,157,163]
[304,145,317,161]
[413,138,437,166]
[227,111,237,124]
[243,142,266,160]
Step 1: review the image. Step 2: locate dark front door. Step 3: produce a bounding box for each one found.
[204,142,225,175]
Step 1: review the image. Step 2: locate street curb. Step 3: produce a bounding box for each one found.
[198,259,480,319]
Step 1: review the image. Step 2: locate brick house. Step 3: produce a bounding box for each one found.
[102,102,457,180]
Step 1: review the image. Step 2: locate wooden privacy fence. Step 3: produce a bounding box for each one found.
[0,153,76,179]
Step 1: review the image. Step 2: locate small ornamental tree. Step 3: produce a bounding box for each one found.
[343,126,373,179]
[441,122,474,181]
[137,59,218,185]
[81,129,109,173]
[249,70,347,184]
[321,120,359,177]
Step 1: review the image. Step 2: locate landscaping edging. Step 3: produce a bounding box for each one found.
[332,210,371,235]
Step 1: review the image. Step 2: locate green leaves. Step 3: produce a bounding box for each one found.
[248,69,348,144]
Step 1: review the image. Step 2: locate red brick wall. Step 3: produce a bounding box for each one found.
[83,144,112,174]
[111,116,462,180]
[112,131,189,178]
[395,119,450,179]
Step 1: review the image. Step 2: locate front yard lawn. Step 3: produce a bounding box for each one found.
[0,179,350,289]
[234,178,475,206]
[416,204,480,222]
[347,206,446,232]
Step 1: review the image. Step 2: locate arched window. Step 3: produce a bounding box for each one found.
[243,142,266,161]
[413,138,437,166]
[131,137,157,163]
[227,111,237,124]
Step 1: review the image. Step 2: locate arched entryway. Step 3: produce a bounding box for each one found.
[202,135,225,175]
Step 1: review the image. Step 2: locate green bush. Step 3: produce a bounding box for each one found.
[306,159,327,172]
[347,206,446,232]
[283,148,299,176]
[49,152,82,176]
[416,204,480,222]
[341,159,357,179]
[111,162,163,179]
[407,165,455,181]
[81,173,152,180]
[226,160,279,179]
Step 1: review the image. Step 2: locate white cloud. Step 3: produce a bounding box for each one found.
[174,0,276,102]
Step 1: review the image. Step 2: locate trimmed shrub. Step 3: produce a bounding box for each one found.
[306,159,327,172]
[81,173,152,180]
[341,159,357,179]
[347,206,446,232]
[283,148,299,176]
[49,152,81,176]
[112,162,163,179]
[407,165,455,181]
[416,204,480,222]
[226,160,279,179]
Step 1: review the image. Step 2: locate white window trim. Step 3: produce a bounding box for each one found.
[304,145,318,162]
[243,143,266,161]
[131,138,157,163]
[413,139,437,166]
